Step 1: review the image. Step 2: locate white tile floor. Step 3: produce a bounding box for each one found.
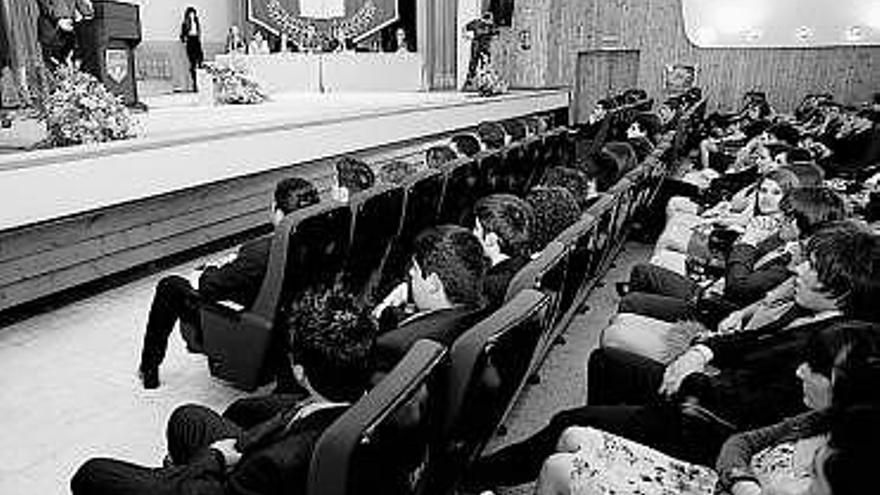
[0,247,262,495]
[0,235,647,495]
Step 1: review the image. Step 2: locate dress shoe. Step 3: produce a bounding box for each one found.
[139,367,160,389]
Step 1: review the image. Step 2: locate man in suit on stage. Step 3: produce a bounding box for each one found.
[137,177,320,390]
[36,0,94,68]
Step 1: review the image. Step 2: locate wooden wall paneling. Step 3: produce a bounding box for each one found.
[506,0,880,111]
[0,210,269,312]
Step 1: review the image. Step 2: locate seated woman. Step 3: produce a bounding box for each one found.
[533,320,880,495]
[609,187,846,343]
[651,167,800,276]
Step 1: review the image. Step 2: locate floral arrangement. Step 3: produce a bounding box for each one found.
[204,62,268,105]
[38,65,136,147]
[473,57,509,97]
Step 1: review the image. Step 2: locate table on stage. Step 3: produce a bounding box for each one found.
[213,52,424,93]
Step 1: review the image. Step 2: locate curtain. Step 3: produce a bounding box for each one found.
[422,0,456,89]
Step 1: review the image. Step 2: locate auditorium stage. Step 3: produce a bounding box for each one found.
[0,88,569,231]
[0,88,570,313]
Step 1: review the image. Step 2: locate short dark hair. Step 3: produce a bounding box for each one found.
[476,121,507,149]
[631,113,661,142]
[501,119,528,142]
[378,160,419,185]
[804,221,880,317]
[779,187,846,239]
[541,166,593,209]
[787,147,814,164]
[766,123,800,147]
[288,286,377,402]
[474,194,534,258]
[525,186,581,252]
[336,156,376,193]
[425,145,459,169]
[412,225,487,307]
[275,177,320,214]
[450,134,482,157]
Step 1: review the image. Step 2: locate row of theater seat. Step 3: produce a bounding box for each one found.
[305,103,708,495]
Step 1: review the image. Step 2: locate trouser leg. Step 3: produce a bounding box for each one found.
[587,347,665,406]
[618,292,696,322]
[166,403,241,465]
[71,458,172,495]
[139,275,201,372]
[629,263,699,299]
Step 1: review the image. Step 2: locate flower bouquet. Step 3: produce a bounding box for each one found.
[204,62,268,105]
[38,65,136,147]
[473,57,509,97]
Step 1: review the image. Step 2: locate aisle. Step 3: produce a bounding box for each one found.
[0,247,253,495]
[483,241,652,495]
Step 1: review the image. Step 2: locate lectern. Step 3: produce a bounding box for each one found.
[82,0,142,106]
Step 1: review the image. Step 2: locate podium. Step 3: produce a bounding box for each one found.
[81,0,142,106]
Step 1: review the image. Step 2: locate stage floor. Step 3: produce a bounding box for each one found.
[0,88,570,232]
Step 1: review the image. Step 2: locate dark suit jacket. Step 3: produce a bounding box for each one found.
[375,306,486,370]
[484,256,529,310]
[691,314,847,429]
[167,405,347,495]
[36,0,75,47]
[198,235,272,309]
[722,236,790,306]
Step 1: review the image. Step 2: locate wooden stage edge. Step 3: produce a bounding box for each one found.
[0,89,570,315]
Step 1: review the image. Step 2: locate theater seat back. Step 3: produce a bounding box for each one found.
[308,339,448,495]
[431,290,550,493]
[345,184,406,297]
[438,157,483,225]
[283,202,353,298]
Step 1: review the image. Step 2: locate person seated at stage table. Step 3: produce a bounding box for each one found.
[73,285,377,495]
[393,27,413,53]
[225,24,246,54]
[248,29,270,55]
[473,194,535,308]
[530,320,880,495]
[327,26,354,53]
[137,177,321,390]
[372,225,489,370]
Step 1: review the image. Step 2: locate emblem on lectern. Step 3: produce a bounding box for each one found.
[105,49,129,83]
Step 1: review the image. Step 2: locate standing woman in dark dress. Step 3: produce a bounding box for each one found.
[179,6,203,92]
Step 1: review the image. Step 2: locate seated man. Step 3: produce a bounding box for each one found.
[472,194,535,308]
[73,285,377,495]
[612,186,846,328]
[373,225,488,370]
[592,220,880,430]
[137,177,321,389]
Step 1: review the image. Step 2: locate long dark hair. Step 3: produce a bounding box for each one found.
[181,7,200,38]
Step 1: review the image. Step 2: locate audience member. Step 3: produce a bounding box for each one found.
[372,225,488,369]
[450,133,483,157]
[425,144,459,169]
[74,285,376,495]
[476,121,509,149]
[335,156,375,198]
[472,194,535,308]
[541,166,595,210]
[137,177,321,389]
[531,320,880,495]
[378,160,420,185]
[525,186,581,253]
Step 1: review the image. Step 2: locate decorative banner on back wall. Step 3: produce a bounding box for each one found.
[248,0,398,43]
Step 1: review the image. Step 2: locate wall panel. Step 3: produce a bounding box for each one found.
[501,0,880,111]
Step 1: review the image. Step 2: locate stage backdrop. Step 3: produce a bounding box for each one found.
[247,0,398,42]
